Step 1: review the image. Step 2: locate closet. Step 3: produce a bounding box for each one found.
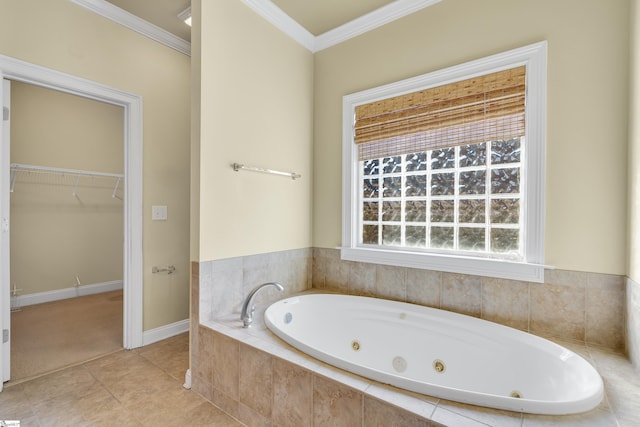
[7,80,124,381]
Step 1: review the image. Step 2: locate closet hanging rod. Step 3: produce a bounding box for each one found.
[232,163,301,180]
[10,163,124,179]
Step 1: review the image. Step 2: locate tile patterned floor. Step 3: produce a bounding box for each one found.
[0,333,243,426]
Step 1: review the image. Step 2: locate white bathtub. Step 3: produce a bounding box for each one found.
[264,293,603,415]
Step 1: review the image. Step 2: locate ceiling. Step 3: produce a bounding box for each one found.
[105,0,398,43]
[106,0,192,42]
[271,0,395,36]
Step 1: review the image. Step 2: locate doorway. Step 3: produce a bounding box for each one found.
[8,80,125,382]
[0,54,143,390]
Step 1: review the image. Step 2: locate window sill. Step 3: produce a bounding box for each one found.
[340,247,545,283]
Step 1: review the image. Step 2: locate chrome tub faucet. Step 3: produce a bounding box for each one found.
[241,282,284,328]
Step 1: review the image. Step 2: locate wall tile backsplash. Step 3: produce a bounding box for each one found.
[627,278,640,368]
[199,247,626,353]
[198,248,311,323]
[193,250,636,426]
[190,248,640,426]
[312,248,626,351]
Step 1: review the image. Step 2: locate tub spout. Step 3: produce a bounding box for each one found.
[241,282,284,328]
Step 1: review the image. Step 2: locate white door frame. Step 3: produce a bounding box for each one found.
[0,54,143,388]
[1,79,10,385]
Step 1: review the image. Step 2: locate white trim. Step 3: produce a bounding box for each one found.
[178,6,191,25]
[240,0,316,51]
[13,281,123,307]
[142,319,189,346]
[314,0,442,52]
[0,54,144,349]
[1,77,10,386]
[341,42,547,283]
[70,0,440,54]
[242,0,442,53]
[70,0,191,57]
[341,247,546,283]
[183,368,192,389]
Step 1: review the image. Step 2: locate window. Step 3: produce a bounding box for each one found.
[361,138,523,256]
[342,42,547,282]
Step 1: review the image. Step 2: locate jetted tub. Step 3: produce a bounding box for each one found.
[264,293,603,415]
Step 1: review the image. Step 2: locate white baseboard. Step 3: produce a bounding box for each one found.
[14,280,123,307]
[142,319,189,346]
[183,369,192,389]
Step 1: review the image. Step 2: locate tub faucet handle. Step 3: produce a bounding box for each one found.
[240,282,284,328]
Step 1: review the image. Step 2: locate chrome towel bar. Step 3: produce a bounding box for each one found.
[232,163,301,180]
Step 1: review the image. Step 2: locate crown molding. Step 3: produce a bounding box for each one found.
[70,0,191,57]
[314,0,442,52]
[243,0,443,53]
[70,0,442,56]
[240,0,316,51]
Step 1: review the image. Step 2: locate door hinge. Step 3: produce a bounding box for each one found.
[2,106,8,121]
[2,329,8,343]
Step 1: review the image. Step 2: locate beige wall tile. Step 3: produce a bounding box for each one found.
[272,358,313,427]
[545,269,588,288]
[199,248,626,351]
[376,265,407,301]
[212,333,239,400]
[406,269,442,308]
[481,278,529,331]
[441,273,482,317]
[626,278,640,368]
[530,283,585,341]
[239,345,273,418]
[195,326,214,388]
[363,396,431,426]
[313,375,363,427]
[312,248,326,288]
[586,273,624,350]
[349,261,377,296]
[192,376,214,404]
[326,257,350,292]
[211,387,240,421]
[238,402,272,427]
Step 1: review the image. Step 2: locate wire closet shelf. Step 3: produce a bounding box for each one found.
[10,163,124,198]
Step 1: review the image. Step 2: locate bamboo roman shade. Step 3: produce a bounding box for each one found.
[355,66,526,160]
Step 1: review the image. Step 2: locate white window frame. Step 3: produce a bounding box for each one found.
[341,42,547,282]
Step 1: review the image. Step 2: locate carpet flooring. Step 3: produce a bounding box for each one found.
[9,290,123,383]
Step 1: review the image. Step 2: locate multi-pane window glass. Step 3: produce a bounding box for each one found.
[360,138,523,258]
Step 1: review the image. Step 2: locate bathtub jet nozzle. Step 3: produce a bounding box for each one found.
[241,282,284,328]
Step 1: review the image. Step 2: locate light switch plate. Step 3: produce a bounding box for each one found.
[152,205,167,220]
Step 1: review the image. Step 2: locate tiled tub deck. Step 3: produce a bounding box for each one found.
[192,312,639,427]
[191,251,640,426]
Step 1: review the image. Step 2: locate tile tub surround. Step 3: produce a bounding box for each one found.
[313,248,626,352]
[191,248,637,425]
[627,277,640,369]
[192,258,436,426]
[192,313,639,426]
[194,321,438,426]
[198,248,312,324]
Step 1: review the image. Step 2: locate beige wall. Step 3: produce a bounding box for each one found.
[0,0,191,330]
[10,81,123,295]
[198,0,313,262]
[628,0,640,364]
[313,0,630,275]
[190,0,201,262]
[630,0,640,282]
